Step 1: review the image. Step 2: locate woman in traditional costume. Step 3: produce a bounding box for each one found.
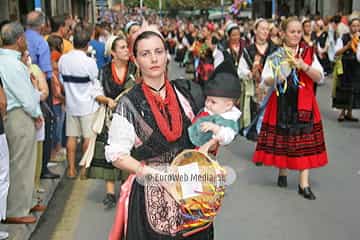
[238,19,277,140]
[302,19,318,94]
[106,25,213,239]
[253,17,328,200]
[333,17,360,122]
[86,36,137,209]
[312,19,331,76]
[269,23,282,46]
[193,25,214,87]
[223,22,249,68]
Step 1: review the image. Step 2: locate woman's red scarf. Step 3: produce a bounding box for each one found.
[111,62,128,85]
[142,79,183,142]
[297,41,315,122]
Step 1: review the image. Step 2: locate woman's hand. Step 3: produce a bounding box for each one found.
[198,138,219,155]
[107,98,117,110]
[289,57,307,70]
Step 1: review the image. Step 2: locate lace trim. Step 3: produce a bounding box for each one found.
[145,184,183,236]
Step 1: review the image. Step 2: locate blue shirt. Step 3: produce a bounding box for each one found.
[89,40,110,69]
[25,29,52,79]
[0,48,42,118]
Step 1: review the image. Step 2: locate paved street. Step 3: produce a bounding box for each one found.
[30,58,360,240]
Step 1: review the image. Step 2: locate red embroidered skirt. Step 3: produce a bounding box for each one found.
[253,92,328,170]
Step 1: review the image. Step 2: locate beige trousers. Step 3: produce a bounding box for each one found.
[4,108,37,217]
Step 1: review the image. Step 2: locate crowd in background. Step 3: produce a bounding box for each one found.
[0,6,360,239]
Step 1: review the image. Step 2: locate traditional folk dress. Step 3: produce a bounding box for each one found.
[224,38,248,68]
[86,61,136,181]
[193,41,214,87]
[238,41,278,140]
[312,31,332,75]
[106,79,213,240]
[253,43,328,170]
[332,33,360,109]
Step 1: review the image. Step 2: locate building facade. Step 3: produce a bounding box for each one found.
[0,0,97,23]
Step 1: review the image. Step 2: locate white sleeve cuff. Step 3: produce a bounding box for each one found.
[105,114,136,162]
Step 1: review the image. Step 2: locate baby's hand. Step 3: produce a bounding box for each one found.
[200,122,220,134]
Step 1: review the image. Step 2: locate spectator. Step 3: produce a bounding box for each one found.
[0,22,44,224]
[0,76,9,239]
[89,23,110,69]
[47,15,74,54]
[47,35,66,162]
[59,23,101,178]
[21,50,49,194]
[328,15,342,62]
[25,11,60,179]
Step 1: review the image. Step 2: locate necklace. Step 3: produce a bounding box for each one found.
[145,82,166,93]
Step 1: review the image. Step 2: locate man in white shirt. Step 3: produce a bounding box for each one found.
[59,23,101,178]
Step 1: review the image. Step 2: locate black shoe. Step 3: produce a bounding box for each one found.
[298,185,316,200]
[103,193,116,209]
[40,171,60,179]
[277,176,287,188]
[344,116,359,122]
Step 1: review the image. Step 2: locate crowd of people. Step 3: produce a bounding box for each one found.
[0,6,359,240]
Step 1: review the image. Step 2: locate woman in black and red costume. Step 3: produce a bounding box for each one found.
[106,24,213,239]
[253,17,328,200]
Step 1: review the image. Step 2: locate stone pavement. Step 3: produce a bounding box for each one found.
[0,161,66,240]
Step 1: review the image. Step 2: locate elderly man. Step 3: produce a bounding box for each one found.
[0,22,43,224]
[25,11,59,179]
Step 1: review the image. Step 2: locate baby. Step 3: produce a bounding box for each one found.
[188,60,242,154]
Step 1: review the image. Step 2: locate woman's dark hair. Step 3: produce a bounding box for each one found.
[302,19,311,26]
[228,26,240,36]
[132,31,166,57]
[331,15,341,24]
[47,35,63,53]
[349,17,360,25]
[111,35,127,51]
[94,23,102,40]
